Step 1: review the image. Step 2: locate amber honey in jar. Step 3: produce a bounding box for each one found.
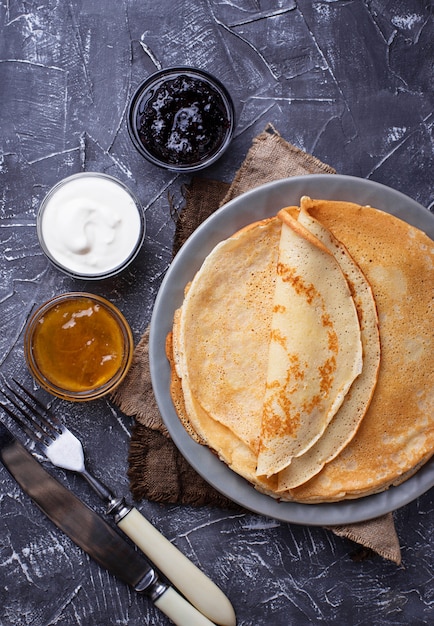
[24,293,133,401]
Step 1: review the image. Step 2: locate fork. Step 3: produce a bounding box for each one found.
[0,380,236,626]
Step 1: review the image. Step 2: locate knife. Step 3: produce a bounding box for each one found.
[0,422,221,626]
[0,380,235,625]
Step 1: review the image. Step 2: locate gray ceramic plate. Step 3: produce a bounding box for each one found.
[149,174,434,525]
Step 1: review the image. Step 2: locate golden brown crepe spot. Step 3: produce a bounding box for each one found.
[273,304,286,314]
[270,328,287,349]
[327,330,338,353]
[302,392,322,415]
[318,356,336,396]
[277,262,317,304]
[289,354,305,382]
[261,393,300,440]
[171,318,280,493]
[266,379,280,390]
[321,312,333,328]
[261,353,308,443]
[321,313,338,353]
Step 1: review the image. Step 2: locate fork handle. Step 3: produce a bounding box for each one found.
[117,507,236,626]
[154,586,217,626]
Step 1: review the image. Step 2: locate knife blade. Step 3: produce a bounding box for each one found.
[0,422,218,626]
[0,384,235,626]
[0,381,235,625]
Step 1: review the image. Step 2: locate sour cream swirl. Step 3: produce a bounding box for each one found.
[38,173,144,278]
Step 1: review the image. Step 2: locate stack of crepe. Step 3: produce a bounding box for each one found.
[167,197,434,502]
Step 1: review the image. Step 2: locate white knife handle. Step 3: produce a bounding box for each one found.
[118,507,235,626]
[155,586,216,626]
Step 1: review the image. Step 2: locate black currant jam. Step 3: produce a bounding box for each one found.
[128,68,235,171]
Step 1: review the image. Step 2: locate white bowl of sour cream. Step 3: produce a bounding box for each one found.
[37,172,145,279]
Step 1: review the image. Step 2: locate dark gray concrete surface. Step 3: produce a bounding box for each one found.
[0,1,433,625]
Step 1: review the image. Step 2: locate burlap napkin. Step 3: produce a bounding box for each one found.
[113,124,401,565]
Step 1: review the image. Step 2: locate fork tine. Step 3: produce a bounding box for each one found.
[10,378,62,429]
[4,386,49,431]
[0,383,59,447]
[12,379,62,428]
[5,382,45,420]
[0,389,49,447]
[10,379,63,431]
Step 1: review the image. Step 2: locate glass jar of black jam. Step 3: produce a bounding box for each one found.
[128,67,235,171]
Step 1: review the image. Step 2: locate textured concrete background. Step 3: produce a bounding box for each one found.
[0,1,433,624]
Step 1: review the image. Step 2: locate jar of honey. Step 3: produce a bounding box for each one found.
[24,293,134,401]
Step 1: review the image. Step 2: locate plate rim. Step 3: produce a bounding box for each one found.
[149,174,434,525]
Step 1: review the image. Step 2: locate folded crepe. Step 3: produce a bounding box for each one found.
[168,198,434,502]
[256,207,364,478]
[276,198,381,490]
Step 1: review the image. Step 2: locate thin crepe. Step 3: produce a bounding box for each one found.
[256,208,363,477]
[287,199,434,501]
[276,198,381,489]
[173,218,280,454]
[169,199,434,502]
